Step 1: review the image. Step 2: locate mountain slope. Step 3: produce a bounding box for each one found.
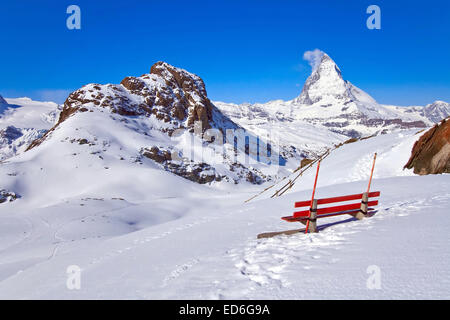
[214,100,347,157]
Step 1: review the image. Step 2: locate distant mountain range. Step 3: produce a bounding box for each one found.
[0,54,449,191]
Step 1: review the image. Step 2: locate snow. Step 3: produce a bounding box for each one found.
[0,97,60,161]
[0,97,59,130]
[214,100,347,157]
[0,125,448,299]
[0,54,448,299]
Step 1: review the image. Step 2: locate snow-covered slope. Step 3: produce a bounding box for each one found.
[214,100,347,157]
[216,52,448,140]
[0,128,448,299]
[0,97,60,161]
[271,130,422,196]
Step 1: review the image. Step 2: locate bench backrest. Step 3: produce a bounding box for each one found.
[293,191,380,218]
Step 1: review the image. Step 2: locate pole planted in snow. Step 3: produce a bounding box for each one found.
[305,160,321,234]
[367,153,377,194]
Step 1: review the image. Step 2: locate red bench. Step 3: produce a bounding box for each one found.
[281,191,381,233]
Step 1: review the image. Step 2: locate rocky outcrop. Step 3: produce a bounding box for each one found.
[27,62,236,151]
[0,126,23,143]
[404,118,450,175]
[62,61,216,130]
[140,146,268,185]
[140,146,223,184]
[0,189,19,204]
[141,146,172,164]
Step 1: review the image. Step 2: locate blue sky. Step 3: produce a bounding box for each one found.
[0,0,449,105]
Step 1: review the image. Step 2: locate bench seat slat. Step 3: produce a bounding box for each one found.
[295,191,380,208]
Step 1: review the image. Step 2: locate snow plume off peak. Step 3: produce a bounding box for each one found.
[303,49,325,72]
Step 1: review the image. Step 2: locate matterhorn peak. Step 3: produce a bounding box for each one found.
[314,53,343,79]
[294,51,353,106]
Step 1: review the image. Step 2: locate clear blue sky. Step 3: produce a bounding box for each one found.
[1,0,449,105]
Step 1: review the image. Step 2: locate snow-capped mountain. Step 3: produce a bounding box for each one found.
[293,53,371,106]
[57,61,238,134]
[2,62,291,205]
[423,101,450,123]
[216,52,448,139]
[0,97,60,161]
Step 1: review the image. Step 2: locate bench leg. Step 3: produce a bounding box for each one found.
[308,218,317,233]
[352,192,368,220]
[308,199,318,233]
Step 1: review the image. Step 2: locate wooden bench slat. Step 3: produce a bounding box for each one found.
[282,208,376,222]
[316,200,378,216]
[293,200,378,218]
[295,191,380,208]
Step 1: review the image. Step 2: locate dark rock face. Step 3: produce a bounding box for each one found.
[0,95,7,105]
[0,95,10,115]
[0,126,23,143]
[0,189,20,204]
[141,146,172,164]
[140,146,222,184]
[404,118,450,175]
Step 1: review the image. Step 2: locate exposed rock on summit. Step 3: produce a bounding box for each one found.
[27,62,237,151]
[63,61,217,131]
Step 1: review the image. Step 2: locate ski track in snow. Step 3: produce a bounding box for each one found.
[349,153,373,181]
[87,207,237,268]
[162,258,201,287]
